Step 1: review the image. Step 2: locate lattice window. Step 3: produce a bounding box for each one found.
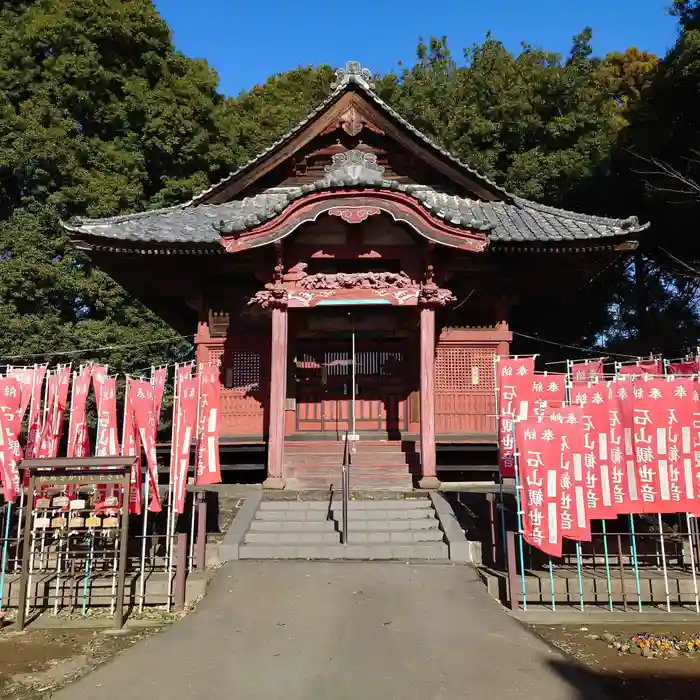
[435,346,496,392]
[228,351,260,392]
[208,348,224,367]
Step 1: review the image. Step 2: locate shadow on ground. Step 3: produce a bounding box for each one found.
[548,658,700,700]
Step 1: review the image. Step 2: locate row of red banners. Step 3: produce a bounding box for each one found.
[496,356,700,557]
[0,362,221,514]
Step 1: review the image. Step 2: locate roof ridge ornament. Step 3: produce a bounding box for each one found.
[331,61,374,91]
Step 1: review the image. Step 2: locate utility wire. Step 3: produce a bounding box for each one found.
[511,330,641,359]
[1,335,194,362]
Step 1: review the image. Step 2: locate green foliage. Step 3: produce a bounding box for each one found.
[376,32,628,205]
[0,0,691,366]
[0,0,230,369]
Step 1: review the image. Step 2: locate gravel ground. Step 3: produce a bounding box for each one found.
[0,626,164,698]
[535,623,700,700]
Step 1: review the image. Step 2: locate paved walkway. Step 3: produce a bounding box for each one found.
[52,562,602,700]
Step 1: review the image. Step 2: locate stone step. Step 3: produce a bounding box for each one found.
[290,476,413,491]
[337,518,440,531]
[249,519,338,532]
[285,456,409,466]
[295,471,412,479]
[244,531,341,545]
[259,499,431,510]
[287,468,411,477]
[345,530,444,544]
[284,442,404,452]
[243,529,442,545]
[256,508,435,521]
[238,542,449,560]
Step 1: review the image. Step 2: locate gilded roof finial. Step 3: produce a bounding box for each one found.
[331,61,374,91]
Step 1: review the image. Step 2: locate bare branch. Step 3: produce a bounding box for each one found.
[626,149,700,202]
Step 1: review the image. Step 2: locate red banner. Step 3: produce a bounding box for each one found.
[515,414,562,557]
[570,382,616,520]
[691,386,700,516]
[608,382,642,514]
[121,378,142,514]
[37,365,71,458]
[570,360,605,383]
[195,364,221,486]
[0,378,22,501]
[25,364,47,459]
[623,379,691,514]
[129,379,162,512]
[67,365,92,458]
[173,375,198,513]
[151,366,167,425]
[94,373,118,457]
[617,360,663,378]
[529,373,566,414]
[667,361,699,376]
[497,357,536,478]
[35,370,56,458]
[664,379,696,513]
[7,366,34,424]
[549,406,590,541]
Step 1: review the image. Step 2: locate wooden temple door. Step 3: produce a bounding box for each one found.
[294,336,408,437]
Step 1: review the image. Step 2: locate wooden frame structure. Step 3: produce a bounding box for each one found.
[63,61,648,488]
[16,457,134,629]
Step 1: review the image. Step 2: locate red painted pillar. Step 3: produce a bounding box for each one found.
[265,306,288,488]
[419,306,440,489]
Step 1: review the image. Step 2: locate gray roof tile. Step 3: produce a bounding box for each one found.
[63,62,649,248]
[64,180,647,247]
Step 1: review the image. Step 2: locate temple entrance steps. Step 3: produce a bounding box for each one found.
[235,495,450,560]
[283,441,416,491]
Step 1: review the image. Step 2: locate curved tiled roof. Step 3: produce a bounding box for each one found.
[63,62,648,248]
[64,183,646,246]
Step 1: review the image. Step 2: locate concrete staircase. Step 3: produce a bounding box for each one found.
[284,441,415,491]
[238,496,448,560]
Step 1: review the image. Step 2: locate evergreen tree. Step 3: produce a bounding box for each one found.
[0,0,231,369]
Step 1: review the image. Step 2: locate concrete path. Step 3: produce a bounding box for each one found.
[52,562,601,700]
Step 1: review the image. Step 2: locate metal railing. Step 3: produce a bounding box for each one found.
[503,514,700,613]
[340,431,351,545]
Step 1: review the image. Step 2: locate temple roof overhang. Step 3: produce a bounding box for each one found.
[62,61,649,254]
[64,173,647,253]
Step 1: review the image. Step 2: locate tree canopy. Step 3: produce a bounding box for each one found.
[0,0,696,368]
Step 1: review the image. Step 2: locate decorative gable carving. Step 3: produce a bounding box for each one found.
[323,150,385,186]
[338,105,385,137]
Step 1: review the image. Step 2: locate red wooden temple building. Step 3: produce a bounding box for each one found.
[64,62,647,490]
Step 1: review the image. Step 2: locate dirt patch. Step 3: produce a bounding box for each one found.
[535,623,700,699]
[0,626,162,698]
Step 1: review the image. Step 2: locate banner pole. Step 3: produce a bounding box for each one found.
[166,363,180,612]
[548,557,556,611]
[0,504,10,610]
[81,531,94,616]
[600,520,614,611]
[16,364,36,572]
[565,364,585,612]
[138,369,154,614]
[612,367,643,609]
[687,513,700,613]
[628,514,643,612]
[493,356,508,567]
[512,420,528,611]
[190,365,203,573]
[657,513,671,612]
[139,470,149,612]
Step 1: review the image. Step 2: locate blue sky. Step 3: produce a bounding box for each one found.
[154,0,679,97]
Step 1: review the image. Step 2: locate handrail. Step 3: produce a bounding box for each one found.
[341,431,350,545]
